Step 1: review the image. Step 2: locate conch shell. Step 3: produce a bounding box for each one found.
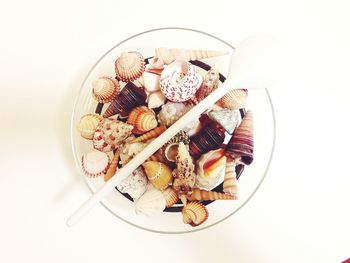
[115,51,145,82]
[135,184,166,216]
[92,76,120,103]
[223,157,238,196]
[151,48,228,68]
[162,187,179,208]
[81,149,110,178]
[129,125,166,144]
[77,113,103,140]
[182,201,208,227]
[160,61,202,102]
[193,65,220,104]
[127,106,158,134]
[163,130,190,163]
[187,188,237,201]
[218,89,248,110]
[226,110,254,165]
[143,161,173,190]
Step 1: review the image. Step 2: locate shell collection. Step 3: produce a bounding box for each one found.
[77,48,255,228]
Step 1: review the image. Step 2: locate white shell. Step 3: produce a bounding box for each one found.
[148,91,166,109]
[117,167,148,200]
[143,71,160,92]
[134,184,166,216]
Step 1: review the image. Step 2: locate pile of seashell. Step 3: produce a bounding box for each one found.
[77,48,254,227]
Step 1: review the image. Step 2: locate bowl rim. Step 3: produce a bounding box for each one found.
[70,27,276,234]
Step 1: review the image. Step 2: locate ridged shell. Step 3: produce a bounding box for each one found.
[135,184,166,216]
[93,118,133,152]
[77,113,103,140]
[160,61,202,102]
[193,65,220,104]
[223,158,238,196]
[104,149,121,181]
[143,161,173,190]
[151,48,229,68]
[218,89,248,110]
[226,110,254,165]
[129,125,166,144]
[195,148,227,189]
[162,187,179,208]
[103,82,147,118]
[81,149,110,178]
[187,188,237,201]
[189,123,226,158]
[92,76,120,103]
[117,167,148,200]
[208,109,240,134]
[148,91,166,109]
[127,106,158,134]
[182,201,208,227]
[115,51,145,82]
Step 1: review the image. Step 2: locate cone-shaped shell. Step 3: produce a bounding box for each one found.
[223,158,238,196]
[129,125,166,144]
[143,161,173,190]
[187,188,237,201]
[127,106,158,134]
[115,51,145,82]
[193,65,220,104]
[162,187,179,208]
[151,48,228,68]
[77,113,103,140]
[104,150,120,181]
[81,149,110,178]
[218,89,248,110]
[135,184,166,216]
[182,201,208,227]
[103,82,147,118]
[92,76,120,103]
[226,110,254,165]
[208,109,240,134]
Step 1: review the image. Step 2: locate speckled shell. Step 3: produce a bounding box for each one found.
[208,109,240,134]
[117,167,148,200]
[93,118,133,152]
[77,113,103,140]
[92,76,120,103]
[129,125,166,144]
[143,161,173,190]
[182,201,209,227]
[127,106,158,134]
[162,130,190,163]
[158,101,193,127]
[135,184,166,216]
[103,82,147,118]
[115,51,145,82]
[81,149,110,178]
[162,187,179,208]
[193,65,220,104]
[218,89,248,110]
[187,188,237,201]
[226,110,254,165]
[223,157,238,196]
[160,61,202,102]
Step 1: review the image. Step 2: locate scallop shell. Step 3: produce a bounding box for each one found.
[223,157,238,196]
[129,125,166,144]
[93,118,133,152]
[182,201,208,227]
[103,82,147,118]
[151,48,229,68]
[189,123,226,158]
[187,188,237,201]
[135,184,166,216]
[104,149,121,181]
[127,106,158,134]
[117,166,148,200]
[172,142,196,196]
[218,89,248,110]
[226,110,254,165]
[193,65,220,104]
[143,161,173,190]
[77,113,103,140]
[92,76,120,103]
[195,148,227,189]
[160,61,202,102]
[115,51,145,82]
[162,187,179,208]
[81,149,110,178]
[208,109,240,134]
[148,91,166,109]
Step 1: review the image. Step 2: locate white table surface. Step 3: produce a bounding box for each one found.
[1,1,349,262]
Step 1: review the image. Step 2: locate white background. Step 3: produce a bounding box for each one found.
[1,0,350,262]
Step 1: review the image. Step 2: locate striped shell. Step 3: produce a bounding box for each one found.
[218,89,248,110]
[162,187,179,208]
[127,106,158,134]
[81,149,110,178]
[129,125,166,144]
[187,188,237,201]
[77,113,103,140]
[223,157,238,196]
[182,201,209,227]
[143,161,173,190]
[92,76,120,103]
[115,51,145,82]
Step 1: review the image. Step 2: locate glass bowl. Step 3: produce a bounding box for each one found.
[71,28,275,233]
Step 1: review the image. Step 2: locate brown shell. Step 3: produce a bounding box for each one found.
[226,110,254,165]
[223,157,238,196]
[103,82,147,118]
[182,201,209,227]
[129,125,166,144]
[127,106,158,134]
[218,89,248,110]
[187,188,237,201]
[115,51,145,82]
[162,187,179,208]
[92,76,120,103]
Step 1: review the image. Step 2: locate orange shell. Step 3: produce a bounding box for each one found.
[129,125,166,143]
[187,188,237,201]
[127,106,158,134]
[182,201,208,227]
[92,76,120,103]
[115,51,145,82]
[162,187,179,208]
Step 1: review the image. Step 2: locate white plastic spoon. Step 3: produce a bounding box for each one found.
[67,35,279,227]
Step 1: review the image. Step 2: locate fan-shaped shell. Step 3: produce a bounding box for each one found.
[218,89,248,110]
[143,161,173,190]
[127,106,158,134]
[162,187,179,208]
[115,51,145,82]
[77,113,103,140]
[81,149,110,178]
[92,76,120,103]
[182,201,208,227]
[135,184,166,216]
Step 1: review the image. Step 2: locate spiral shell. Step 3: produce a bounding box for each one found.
[129,125,166,144]
[92,76,120,103]
[127,106,158,134]
[135,184,166,216]
[226,110,254,165]
[218,89,248,110]
[104,149,121,182]
[193,65,220,104]
[93,118,133,152]
[115,51,145,82]
[77,113,103,140]
[160,61,202,102]
[151,48,229,68]
[162,187,179,208]
[143,161,173,190]
[103,82,147,118]
[223,158,238,196]
[208,109,240,134]
[187,188,237,201]
[182,201,208,227]
[162,130,190,163]
[81,149,110,178]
